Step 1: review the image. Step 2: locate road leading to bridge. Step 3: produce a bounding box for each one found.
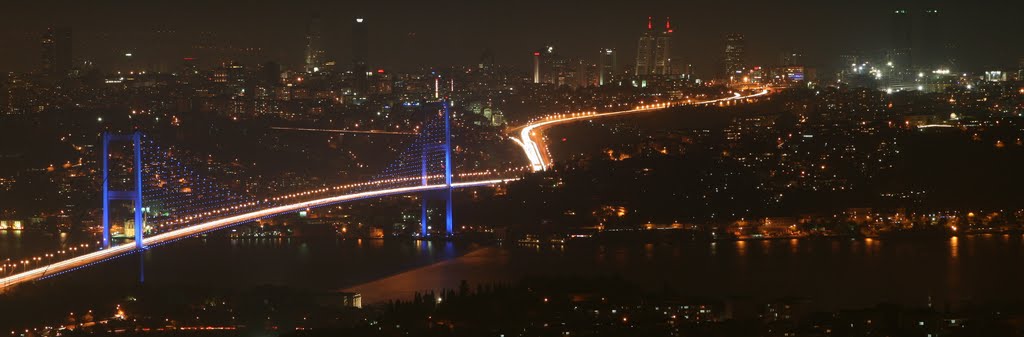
[511,89,770,171]
[0,179,510,290]
[1,90,770,290]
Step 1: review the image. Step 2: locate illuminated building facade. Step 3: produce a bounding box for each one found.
[41,27,72,79]
[635,17,655,76]
[304,15,326,73]
[724,33,745,80]
[598,48,617,85]
[636,17,672,76]
[652,18,673,75]
[353,17,369,92]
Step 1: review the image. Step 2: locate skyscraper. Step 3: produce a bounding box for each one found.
[890,8,913,69]
[780,50,804,67]
[41,27,72,78]
[598,48,617,85]
[652,18,673,75]
[304,15,325,73]
[352,17,369,92]
[635,17,655,76]
[353,17,369,73]
[724,33,745,80]
[539,46,569,86]
[920,7,946,70]
[635,17,672,77]
[533,51,541,83]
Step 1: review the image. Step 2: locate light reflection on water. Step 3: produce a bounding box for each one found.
[4,233,1024,313]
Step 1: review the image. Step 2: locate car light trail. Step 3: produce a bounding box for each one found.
[512,89,770,171]
[270,126,418,135]
[0,178,512,290]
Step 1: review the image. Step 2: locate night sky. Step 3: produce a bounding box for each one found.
[1,0,1022,76]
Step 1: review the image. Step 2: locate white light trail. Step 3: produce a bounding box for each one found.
[0,179,511,290]
[513,90,770,171]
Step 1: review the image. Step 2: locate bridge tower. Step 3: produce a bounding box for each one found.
[421,102,455,238]
[101,131,145,250]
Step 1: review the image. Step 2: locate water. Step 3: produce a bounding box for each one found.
[4,230,1024,327]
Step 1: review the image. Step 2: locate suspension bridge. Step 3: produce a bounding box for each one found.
[1,102,512,289]
[0,90,771,290]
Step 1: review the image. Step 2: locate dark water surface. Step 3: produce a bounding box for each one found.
[3,230,1024,326]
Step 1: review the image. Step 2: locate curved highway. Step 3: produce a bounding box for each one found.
[0,179,510,290]
[1,89,770,290]
[512,89,770,171]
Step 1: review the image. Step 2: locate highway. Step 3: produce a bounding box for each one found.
[270,126,418,135]
[511,89,771,171]
[0,89,769,290]
[0,179,510,290]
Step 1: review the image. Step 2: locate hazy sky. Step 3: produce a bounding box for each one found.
[1,0,1021,76]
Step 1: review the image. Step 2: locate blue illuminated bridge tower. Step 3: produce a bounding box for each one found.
[99,102,459,249]
[0,102,488,288]
[419,101,455,237]
[101,131,145,250]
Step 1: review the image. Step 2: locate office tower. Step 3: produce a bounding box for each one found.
[353,17,369,73]
[1018,58,1024,81]
[304,15,325,72]
[890,8,912,69]
[353,17,369,92]
[260,61,282,85]
[575,59,594,88]
[598,48,617,85]
[839,53,859,68]
[724,33,746,79]
[41,27,72,78]
[0,73,7,114]
[539,46,570,86]
[920,7,945,70]
[635,17,655,76]
[533,50,541,83]
[479,48,495,69]
[652,17,673,75]
[780,50,804,66]
[41,29,54,75]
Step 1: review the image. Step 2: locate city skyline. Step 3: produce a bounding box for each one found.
[1,0,1022,77]
[3,1,1024,335]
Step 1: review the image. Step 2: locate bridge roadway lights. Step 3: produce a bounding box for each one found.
[102,131,146,250]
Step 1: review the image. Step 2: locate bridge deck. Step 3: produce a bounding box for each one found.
[0,179,509,290]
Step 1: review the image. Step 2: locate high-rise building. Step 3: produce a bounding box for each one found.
[304,15,326,73]
[41,27,72,78]
[1018,58,1024,81]
[780,50,804,67]
[576,59,598,88]
[920,7,947,70]
[352,17,369,92]
[652,18,673,75]
[533,50,541,84]
[0,73,8,114]
[540,46,570,86]
[635,17,656,76]
[41,29,54,74]
[890,9,913,69]
[635,17,672,76]
[724,33,746,80]
[598,48,617,85]
[353,17,369,72]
